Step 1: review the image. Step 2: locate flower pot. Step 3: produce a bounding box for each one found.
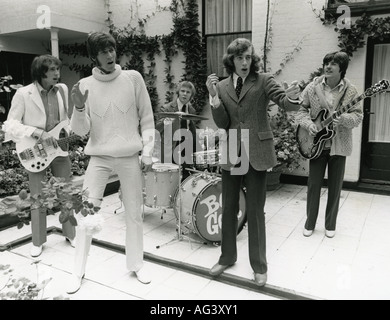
[267,171,281,191]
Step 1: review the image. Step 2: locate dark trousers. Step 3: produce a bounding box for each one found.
[28,156,75,246]
[305,149,346,231]
[219,164,267,274]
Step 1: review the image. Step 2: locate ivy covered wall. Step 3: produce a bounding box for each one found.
[59,0,208,123]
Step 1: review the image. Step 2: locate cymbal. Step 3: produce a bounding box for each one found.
[156,111,208,121]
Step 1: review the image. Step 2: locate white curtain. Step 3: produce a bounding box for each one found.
[205,0,252,76]
[369,44,390,143]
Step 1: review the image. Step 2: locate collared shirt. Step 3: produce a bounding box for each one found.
[36,82,60,131]
[321,78,345,110]
[320,78,345,149]
[210,73,247,108]
[232,73,247,88]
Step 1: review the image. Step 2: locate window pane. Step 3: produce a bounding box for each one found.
[369,44,390,143]
[206,0,252,34]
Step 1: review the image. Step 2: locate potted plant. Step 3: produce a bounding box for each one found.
[267,102,303,190]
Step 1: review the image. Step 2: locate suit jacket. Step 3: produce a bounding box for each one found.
[155,100,200,162]
[212,72,299,171]
[5,82,69,141]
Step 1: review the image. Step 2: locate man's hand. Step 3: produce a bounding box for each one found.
[333,114,341,128]
[32,129,52,141]
[283,80,301,100]
[206,73,219,97]
[140,155,153,173]
[309,123,318,136]
[71,82,89,109]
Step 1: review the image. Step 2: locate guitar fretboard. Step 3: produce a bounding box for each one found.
[57,134,80,148]
[321,94,365,127]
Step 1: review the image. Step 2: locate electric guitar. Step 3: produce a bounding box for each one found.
[296,79,389,160]
[16,120,80,172]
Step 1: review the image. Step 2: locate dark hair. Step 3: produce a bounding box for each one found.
[86,32,117,64]
[222,38,261,75]
[323,51,349,79]
[176,81,196,100]
[31,55,62,83]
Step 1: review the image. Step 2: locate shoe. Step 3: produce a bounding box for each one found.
[254,272,267,286]
[134,268,151,284]
[303,229,313,237]
[66,274,84,294]
[325,230,336,238]
[30,245,43,257]
[65,237,75,248]
[209,263,233,276]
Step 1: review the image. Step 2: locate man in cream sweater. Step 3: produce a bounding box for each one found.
[67,32,155,294]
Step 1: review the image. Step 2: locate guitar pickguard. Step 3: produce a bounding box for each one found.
[16,120,79,172]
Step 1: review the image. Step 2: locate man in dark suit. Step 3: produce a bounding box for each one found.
[155,81,201,180]
[205,38,301,286]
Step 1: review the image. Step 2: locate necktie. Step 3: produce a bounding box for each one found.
[180,104,187,129]
[236,76,243,99]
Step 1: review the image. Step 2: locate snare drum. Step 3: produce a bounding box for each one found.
[143,163,180,208]
[192,149,220,170]
[173,173,246,243]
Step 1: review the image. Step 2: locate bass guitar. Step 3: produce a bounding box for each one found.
[16,120,80,172]
[296,79,389,160]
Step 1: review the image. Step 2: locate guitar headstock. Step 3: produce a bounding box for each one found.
[365,79,390,97]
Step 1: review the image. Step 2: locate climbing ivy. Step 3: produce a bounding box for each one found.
[59,0,207,114]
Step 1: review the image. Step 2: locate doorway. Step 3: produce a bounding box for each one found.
[360,38,390,184]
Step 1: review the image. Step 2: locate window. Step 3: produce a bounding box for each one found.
[326,0,390,16]
[203,0,252,78]
[0,52,35,122]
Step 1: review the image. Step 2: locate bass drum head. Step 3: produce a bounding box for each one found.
[174,174,246,243]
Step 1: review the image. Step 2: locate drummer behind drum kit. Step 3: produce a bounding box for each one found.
[140,111,247,248]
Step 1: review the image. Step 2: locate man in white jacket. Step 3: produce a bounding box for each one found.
[4,55,75,258]
[67,32,155,294]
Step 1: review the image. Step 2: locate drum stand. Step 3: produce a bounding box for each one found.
[157,115,205,249]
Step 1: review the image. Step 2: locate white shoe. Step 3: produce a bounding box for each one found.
[303,229,313,237]
[66,275,84,294]
[134,268,151,284]
[30,245,43,257]
[325,230,336,238]
[66,237,75,248]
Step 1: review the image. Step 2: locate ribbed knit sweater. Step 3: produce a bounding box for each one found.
[71,65,155,158]
[295,76,363,156]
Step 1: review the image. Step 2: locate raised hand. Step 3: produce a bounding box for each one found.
[283,80,301,100]
[206,73,219,97]
[71,82,89,109]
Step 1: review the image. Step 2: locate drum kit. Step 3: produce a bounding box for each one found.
[142,111,247,247]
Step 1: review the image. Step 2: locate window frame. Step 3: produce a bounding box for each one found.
[202,0,252,79]
[326,0,390,17]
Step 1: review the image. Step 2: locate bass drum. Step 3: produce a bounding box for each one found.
[173,173,247,243]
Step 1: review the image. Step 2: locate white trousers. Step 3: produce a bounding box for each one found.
[73,155,144,277]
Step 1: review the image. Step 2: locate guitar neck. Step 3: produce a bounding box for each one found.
[57,134,80,148]
[322,93,365,127]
